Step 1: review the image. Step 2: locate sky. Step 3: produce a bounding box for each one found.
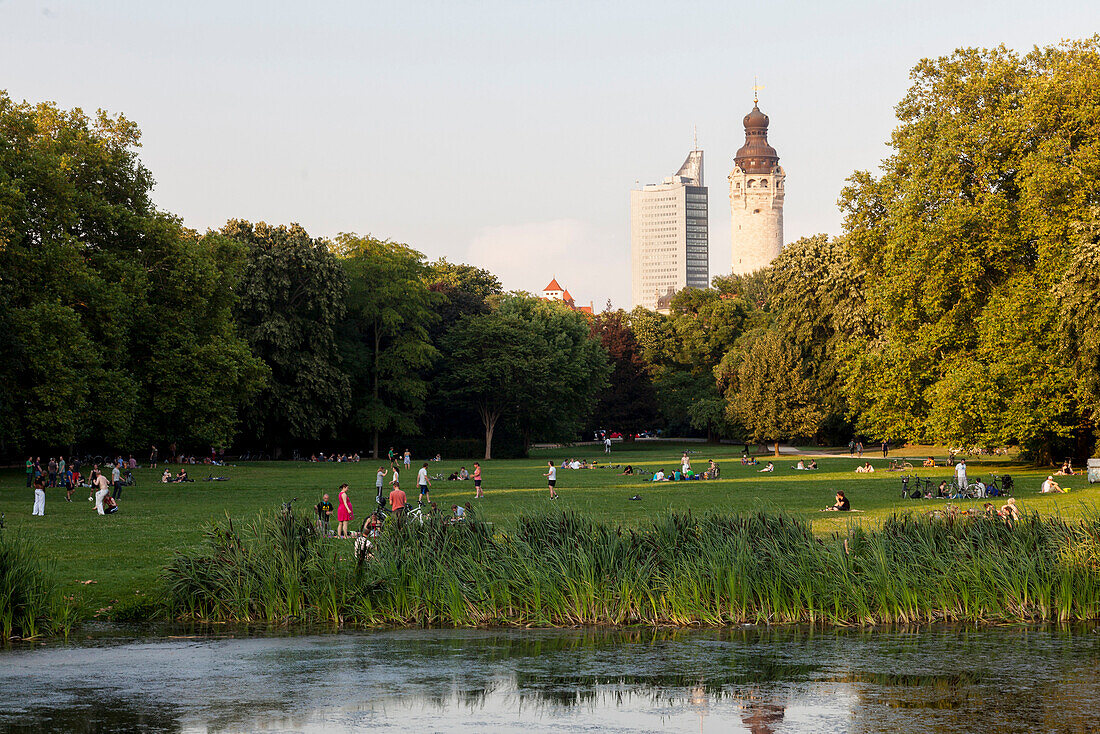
[2,1,1097,308]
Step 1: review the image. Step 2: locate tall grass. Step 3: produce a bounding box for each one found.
[0,531,81,640]
[162,508,1100,627]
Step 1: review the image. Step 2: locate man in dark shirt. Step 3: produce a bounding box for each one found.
[315,494,334,535]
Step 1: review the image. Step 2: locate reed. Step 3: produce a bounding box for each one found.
[0,530,81,640]
[162,508,1100,628]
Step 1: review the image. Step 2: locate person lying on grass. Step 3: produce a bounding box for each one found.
[758,462,774,473]
[823,491,850,512]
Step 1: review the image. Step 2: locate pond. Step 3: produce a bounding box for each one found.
[1,626,1098,732]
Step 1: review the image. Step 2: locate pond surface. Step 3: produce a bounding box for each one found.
[1,626,1099,732]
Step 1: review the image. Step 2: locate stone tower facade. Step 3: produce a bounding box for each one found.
[729,101,784,275]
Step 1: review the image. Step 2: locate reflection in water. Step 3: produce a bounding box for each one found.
[0,626,1098,732]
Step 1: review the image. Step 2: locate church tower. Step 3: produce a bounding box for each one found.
[729,97,784,274]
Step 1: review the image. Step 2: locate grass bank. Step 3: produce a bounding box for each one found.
[164,507,1100,627]
[0,530,82,640]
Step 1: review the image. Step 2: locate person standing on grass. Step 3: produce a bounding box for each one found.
[336,484,353,538]
[856,441,864,458]
[403,449,412,470]
[681,452,691,475]
[93,471,111,514]
[604,436,612,454]
[848,439,855,456]
[955,458,968,494]
[881,440,889,458]
[31,475,46,516]
[375,466,388,508]
[417,462,431,504]
[47,457,58,488]
[473,462,484,498]
[545,461,559,500]
[25,457,33,488]
[389,482,408,526]
[111,463,123,500]
[315,493,334,536]
[150,445,158,469]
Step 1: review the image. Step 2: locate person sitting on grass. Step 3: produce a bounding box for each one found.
[823,491,850,512]
[855,462,875,473]
[458,466,469,480]
[758,462,775,473]
[451,504,466,522]
[651,469,666,481]
[176,468,191,482]
[671,468,683,481]
[1040,476,1067,494]
[792,460,807,470]
[808,460,818,470]
[981,502,997,517]
[162,469,171,483]
[102,494,119,515]
[999,497,1020,522]
[923,456,936,468]
[620,465,634,476]
[1054,461,1074,476]
[362,511,383,538]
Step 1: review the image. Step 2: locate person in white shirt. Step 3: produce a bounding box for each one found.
[604,436,612,454]
[681,453,691,474]
[759,462,775,473]
[545,461,559,499]
[32,477,46,516]
[954,458,968,494]
[570,460,581,470]
[375,466,388,507]
[1040,476,1066,493]
[651,470,666,481]
[417,463,431,503]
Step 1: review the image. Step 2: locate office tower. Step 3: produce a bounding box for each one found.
[630,148,708,310]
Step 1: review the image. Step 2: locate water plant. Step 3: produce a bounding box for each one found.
[0,527,81,640]
[162,508,1100,628]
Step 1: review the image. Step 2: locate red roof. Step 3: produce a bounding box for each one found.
[562,289,573,302]
[544,278,563,292]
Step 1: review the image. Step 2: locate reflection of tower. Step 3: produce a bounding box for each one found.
[729,95,784,274]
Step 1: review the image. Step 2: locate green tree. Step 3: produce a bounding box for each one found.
[838,38,1100,455]
[337,234,439,458]
[589,310,658,440]
[226,220,350,448]
[440,295,609,459]
[718,331,824,455]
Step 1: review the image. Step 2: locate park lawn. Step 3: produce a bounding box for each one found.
[1,441,1096,616]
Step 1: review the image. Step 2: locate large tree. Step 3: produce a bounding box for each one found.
[336,234,438,458]
[226,220,350,448]
[589,310,657,439]
[718,330,824,455]
[440,295,609,459]
[839,38,1100,456]
[0,93,262,452]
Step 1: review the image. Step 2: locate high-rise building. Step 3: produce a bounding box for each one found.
[630,149,708,310]
[729,99,784,274]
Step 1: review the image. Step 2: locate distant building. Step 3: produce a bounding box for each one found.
[631,148,709,310]
[729,97,785,274]
[541,278,594,314]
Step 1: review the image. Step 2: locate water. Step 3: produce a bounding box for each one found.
[2,626,1099,732]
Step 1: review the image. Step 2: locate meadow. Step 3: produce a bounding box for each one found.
[1,441,1096,619]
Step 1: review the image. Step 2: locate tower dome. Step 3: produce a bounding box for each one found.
[734,104,779,174]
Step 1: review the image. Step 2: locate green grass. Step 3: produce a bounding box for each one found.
[1,442,1096,617]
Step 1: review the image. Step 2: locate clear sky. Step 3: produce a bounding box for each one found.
[2,0,1096,308]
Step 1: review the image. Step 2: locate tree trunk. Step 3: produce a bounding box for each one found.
[774,441,781,457]
[479,405,499,460]
[372,321,381,460]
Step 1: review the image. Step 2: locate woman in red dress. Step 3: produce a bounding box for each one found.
[336,483,353,538]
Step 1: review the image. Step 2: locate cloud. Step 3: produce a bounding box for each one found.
[464,219,628,310]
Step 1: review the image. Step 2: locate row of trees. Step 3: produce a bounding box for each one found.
[3,38,1099,460]
[0,92,609,459]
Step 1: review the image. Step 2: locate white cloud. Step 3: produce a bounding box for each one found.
[464,219,628,311]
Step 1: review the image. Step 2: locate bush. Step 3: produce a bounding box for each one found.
[0,531,82,639]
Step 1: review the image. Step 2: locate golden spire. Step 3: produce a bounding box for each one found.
[753,77,765,105]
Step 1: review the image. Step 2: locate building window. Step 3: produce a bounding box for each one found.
[753,209,760,214]
[746,179,755,189]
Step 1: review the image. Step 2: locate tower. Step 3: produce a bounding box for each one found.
[630,147,708,310]
[729,98,784,274]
